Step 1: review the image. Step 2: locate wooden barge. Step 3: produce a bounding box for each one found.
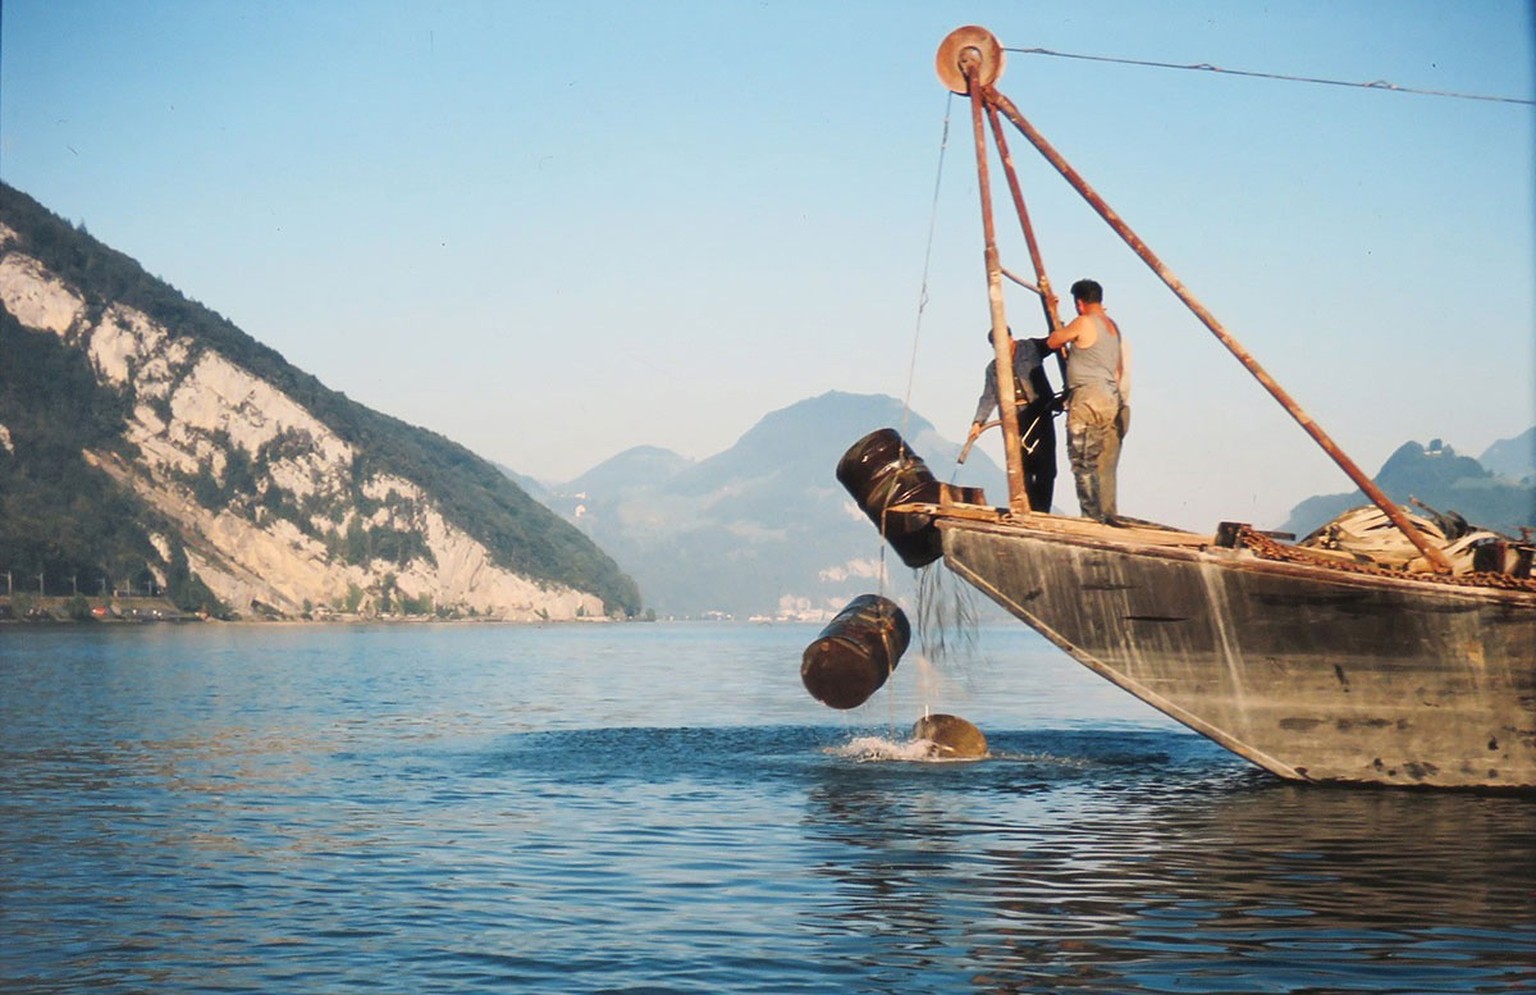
[835,28,1536,789]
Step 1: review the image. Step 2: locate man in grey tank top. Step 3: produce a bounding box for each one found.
[1045,279,1127,522]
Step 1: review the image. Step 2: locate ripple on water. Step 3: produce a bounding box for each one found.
[2,625,1533,993]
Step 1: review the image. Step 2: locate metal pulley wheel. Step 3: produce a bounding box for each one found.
[935,25,1004,95]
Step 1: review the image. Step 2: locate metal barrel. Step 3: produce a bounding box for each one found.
[836,429,944,568]
[912,713,988,758]
[800,594,911,709]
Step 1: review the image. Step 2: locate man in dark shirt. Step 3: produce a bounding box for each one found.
[966,328,1058,513]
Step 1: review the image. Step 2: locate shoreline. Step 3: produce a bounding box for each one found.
[0,594,641,626]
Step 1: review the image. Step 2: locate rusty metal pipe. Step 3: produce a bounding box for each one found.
[987,104,1062,334]
[981,84,1453,572]
[988,102,1070,391]
[962,53,1030,515]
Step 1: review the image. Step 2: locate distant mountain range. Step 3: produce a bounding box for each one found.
[532,391,1009,618]
[1277,432,1535,539]
[1477,427,1535,483]
[0,183,638,619]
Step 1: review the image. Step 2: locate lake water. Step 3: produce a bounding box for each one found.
[2,620,1532,993]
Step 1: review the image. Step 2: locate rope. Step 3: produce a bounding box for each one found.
[883,93,954,607]
[897,93,953,445]
[1006,46,1535,106]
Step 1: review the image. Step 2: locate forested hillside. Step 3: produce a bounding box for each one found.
[0,183,638,618]
[0,305,222,610]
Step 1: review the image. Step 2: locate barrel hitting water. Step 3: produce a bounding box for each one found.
[912,713,988,758]
[836,429,944,568]
[801,594,911,709]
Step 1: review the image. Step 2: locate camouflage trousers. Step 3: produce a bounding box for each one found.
[1066,384,1125,522]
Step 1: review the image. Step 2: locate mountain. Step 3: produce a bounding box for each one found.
[537,391,1010,618]
[0,183,638,619]
[1479,428,1534,484]
[566,446,694,497]
[1277,432,1536,539]
[494,463,552,504]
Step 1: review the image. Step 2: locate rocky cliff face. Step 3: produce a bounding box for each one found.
[0,219,618,620]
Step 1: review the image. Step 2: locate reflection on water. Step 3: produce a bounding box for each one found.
[803,734,1536,992]
[1,624,1532,993]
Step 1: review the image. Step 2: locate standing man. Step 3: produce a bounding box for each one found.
[1046,279,1127,523]
[966,328,1058,513]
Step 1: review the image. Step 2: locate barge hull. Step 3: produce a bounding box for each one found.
[941,519,1536,789]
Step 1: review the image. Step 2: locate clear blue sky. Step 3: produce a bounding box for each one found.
[3,0,1531,530]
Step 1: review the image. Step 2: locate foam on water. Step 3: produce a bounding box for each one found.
[827,735,1105,770]
[828,734,983,763]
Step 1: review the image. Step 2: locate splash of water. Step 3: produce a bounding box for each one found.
[827,735,981,763]
[827,737,1094,768]
[902,561,988,722]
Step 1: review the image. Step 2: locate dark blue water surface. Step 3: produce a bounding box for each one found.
[1,621,1532,993]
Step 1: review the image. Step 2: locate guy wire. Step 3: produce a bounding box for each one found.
[1007,46,1534,106]
[897,92,953,444]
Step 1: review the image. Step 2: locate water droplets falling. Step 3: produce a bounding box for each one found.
[911,561,986,715]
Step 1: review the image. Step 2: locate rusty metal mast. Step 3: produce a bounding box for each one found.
[953,33,1031,516]
[935,25,1454,573]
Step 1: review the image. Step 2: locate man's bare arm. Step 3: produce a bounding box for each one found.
[1046,314,1089,351]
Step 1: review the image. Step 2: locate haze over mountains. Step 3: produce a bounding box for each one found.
[525,394,1534,618]
[533,391,1009,619]
[1277,431,1535,540]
